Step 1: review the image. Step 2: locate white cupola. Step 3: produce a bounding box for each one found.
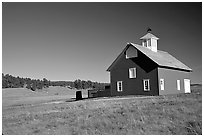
[140,28,159,52]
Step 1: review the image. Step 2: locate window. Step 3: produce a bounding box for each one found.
[129,68,136,78]
[147,39,151,47]
[126,46,138,59]
[177,80,180,90]
[160,79,164,90]
[143,79,150,91]
[184,79,190,93]
[117,81,123,92]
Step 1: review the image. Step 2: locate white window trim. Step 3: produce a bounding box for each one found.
[160,78,164,90]
[129,68,136,78]
[177,80,180,90]
[143,79,150,91]
[117,81,123,92]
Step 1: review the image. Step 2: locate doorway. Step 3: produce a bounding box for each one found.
[184,79,191,93]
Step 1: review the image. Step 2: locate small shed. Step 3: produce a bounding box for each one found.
[88,89,98,98]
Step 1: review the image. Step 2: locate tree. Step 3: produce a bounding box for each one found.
[87,80,91,88]
[14,77,21,88]
[2,73,108,90]
[74,79,82,89]
[43,78,49,88]
[26,82,31,90]
[48,80,51,86]
[31,81,36,91]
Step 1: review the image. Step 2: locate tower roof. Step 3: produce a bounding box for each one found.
[140,33,159,40]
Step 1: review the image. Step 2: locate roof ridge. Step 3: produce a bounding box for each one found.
[130,42,168,53]
[107,42,192,72]
[129,43,192,71]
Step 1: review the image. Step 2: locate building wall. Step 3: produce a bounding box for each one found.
[158,67,191,95]
[110,48,159,96]
[150,38,157,52]
[97,89,111,97]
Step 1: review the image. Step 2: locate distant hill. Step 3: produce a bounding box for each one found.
[2,73,109,91]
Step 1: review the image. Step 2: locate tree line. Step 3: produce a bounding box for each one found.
[2,73,109,91]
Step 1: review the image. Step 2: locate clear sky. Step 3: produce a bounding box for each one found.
[2,2,202,83]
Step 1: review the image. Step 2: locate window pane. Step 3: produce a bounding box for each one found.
[129,69,132,78]
[143,79,150,91]
[145,81,148,89]
[129,68,136,78]
[133,68,136,77]
[117,81,123,92]
[177,80,180,90]
[145,85,148,89]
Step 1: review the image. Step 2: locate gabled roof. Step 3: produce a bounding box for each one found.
[107,43,192,72]
[106,44,129,71]
[140,33,159,40]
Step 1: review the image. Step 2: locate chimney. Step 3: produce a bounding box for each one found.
[140,28,159,52]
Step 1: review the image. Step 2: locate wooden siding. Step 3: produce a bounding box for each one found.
[110,49,159,96]
[158,68,191,95]
[88,89,98,98]
[97,89,111,97]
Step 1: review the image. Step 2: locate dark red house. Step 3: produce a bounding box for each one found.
[107,31,192,96]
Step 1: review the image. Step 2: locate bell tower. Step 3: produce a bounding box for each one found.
[140,28,159,52]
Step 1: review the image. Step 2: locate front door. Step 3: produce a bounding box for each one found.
[184,79,191,93]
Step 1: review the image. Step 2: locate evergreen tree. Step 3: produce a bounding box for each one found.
[43,78,49,88]
[2,73,109,90]
[26,82,31,90]
[31,81,36,91]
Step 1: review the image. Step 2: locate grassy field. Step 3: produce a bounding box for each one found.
[2,85,202,135]
[2,86,88,107]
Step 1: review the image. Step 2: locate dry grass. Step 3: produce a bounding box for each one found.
[2,86,202,135]
[2,86,88,107]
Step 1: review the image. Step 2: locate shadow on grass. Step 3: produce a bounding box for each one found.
[65,97,90,103]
